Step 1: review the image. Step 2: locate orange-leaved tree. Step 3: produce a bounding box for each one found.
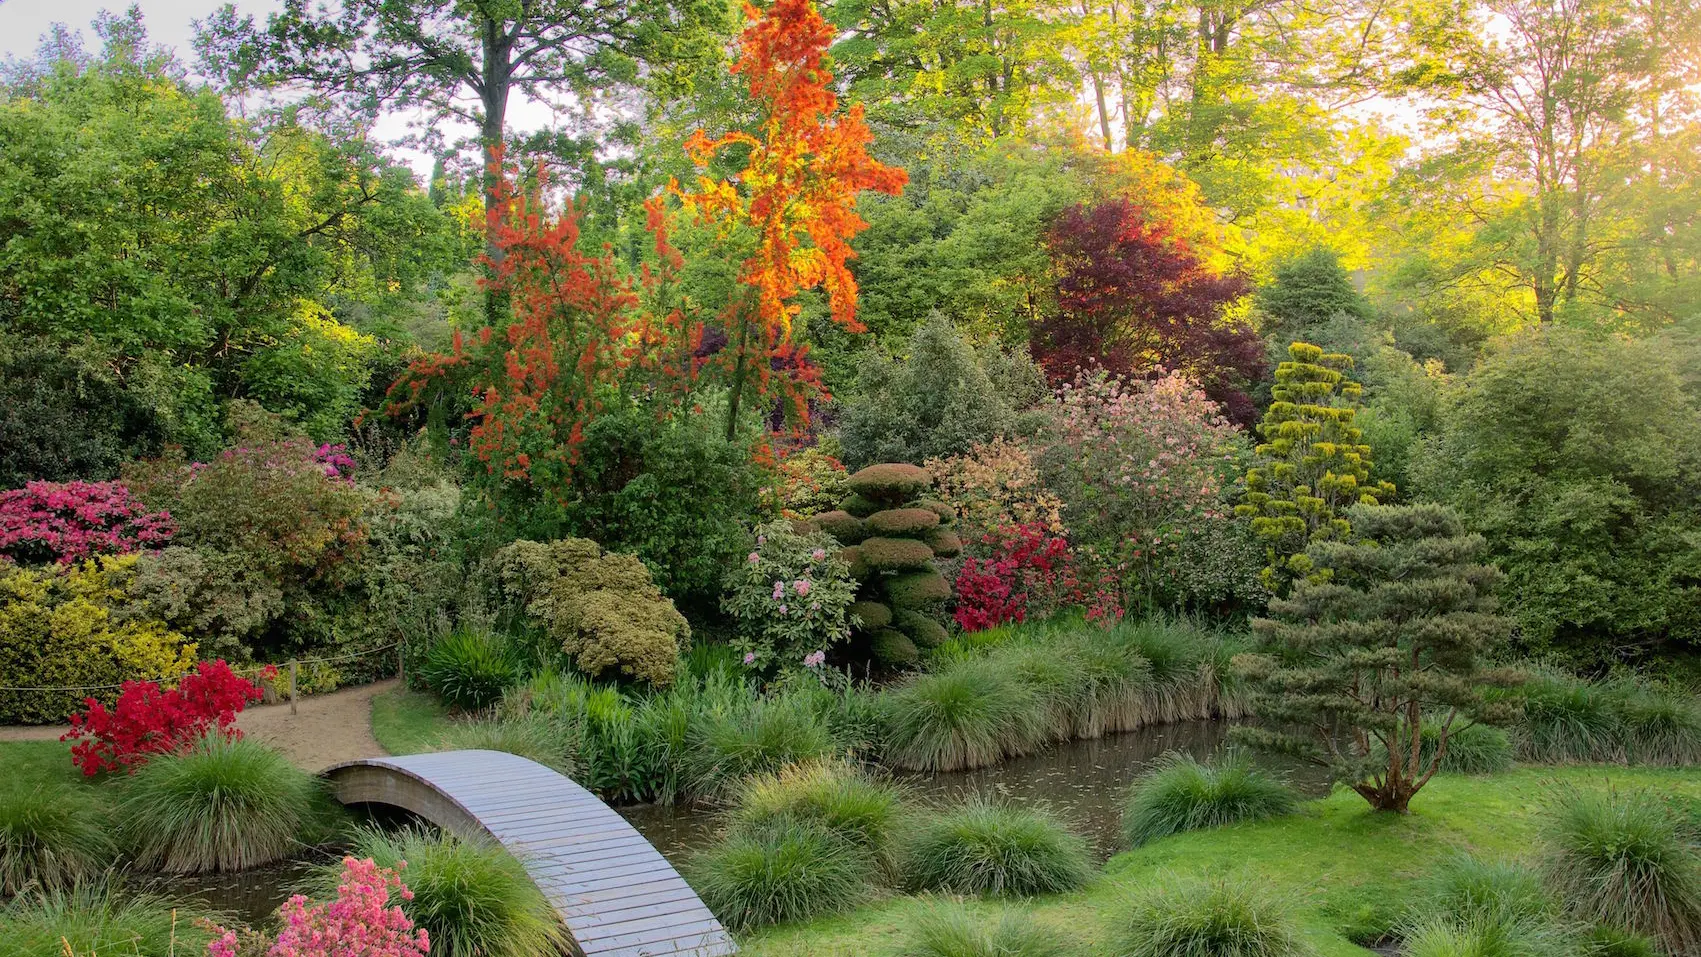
[673,0,908,440]
[384,154,696,497]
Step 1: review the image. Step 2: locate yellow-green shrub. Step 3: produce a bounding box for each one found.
[0,556,197,723]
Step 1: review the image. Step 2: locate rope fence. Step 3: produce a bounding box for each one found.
[0,642,404,696]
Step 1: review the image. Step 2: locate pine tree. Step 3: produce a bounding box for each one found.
[1235,504,1516,813]
[1236,341,1394,593]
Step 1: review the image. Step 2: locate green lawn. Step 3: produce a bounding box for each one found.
[369,686,455,756]
[739,766,1701,957]
[0,739,85,795]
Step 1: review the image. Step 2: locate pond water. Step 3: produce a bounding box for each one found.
[165,719,1330,923]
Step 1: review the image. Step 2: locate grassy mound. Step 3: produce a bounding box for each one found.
[689,695,840,798]
[1121,752,1298,848]
[902,799,1092,897]
[0,882,220,957]
[421,630,519,712]
[1113,878,1309,957]
[883,662,1046,772]
[904,900,1077,957]
[0,783,116,894]
[729,761,906,872]
[688,818,876,932]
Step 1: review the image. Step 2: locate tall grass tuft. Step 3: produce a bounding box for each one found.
[904,900,1077,957]
[1540,787,1701,954]
[0,784,117,894]
[902,798,1092,897]
[1615,683,1701,766]
[1070,635,1155,738]
[998,642,1094,743]
[0,882,220,957]
[322,826,567,957]
[728,761,905,873]
[119,736,320,873]
[1399,914,1572,957]
[1113,878,1310,957]
[434,714,581,776]
[422,629,520,712]
[1110,619,1209,726]
[1121,752,1298,848]
[883,661,1047,772]
[1502,670,1625,764]
[687,818,876,932]
[1415,854,1555,925]
[689,693,840,799]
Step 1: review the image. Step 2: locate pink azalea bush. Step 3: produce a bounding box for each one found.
[0,480,174,565]
[206,856,430,957]
[722,520,857,670]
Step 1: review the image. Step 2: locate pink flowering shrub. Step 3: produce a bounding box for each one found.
[0,481,174,565]
[205,856,429,957]
[62,659,272,776]
[1038,370,1253,611]
[721,521,857,670]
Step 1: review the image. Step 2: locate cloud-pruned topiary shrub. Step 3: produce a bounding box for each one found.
[495,538,690,687]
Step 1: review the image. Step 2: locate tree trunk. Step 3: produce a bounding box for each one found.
[481,20,513,324]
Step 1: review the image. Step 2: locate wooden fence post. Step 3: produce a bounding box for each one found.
[289,659,299,715]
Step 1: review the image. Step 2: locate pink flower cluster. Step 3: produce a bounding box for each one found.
[0,480,174,565]
[803,650,826,668]
[314,444,358,481]
[207,856,429,957]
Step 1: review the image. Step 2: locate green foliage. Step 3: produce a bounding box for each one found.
[1411,328,1701,663]
[1256,248,1374,342]
[1398,914,1571,957]
[1236,342,1394,592]
[688,818,877,932]
[903,901,1078,957]
[883,661,1047,771]
[872,628,922,666]
[0,338,168,488]
[433,714,580,776]
[118,735,321,873]
[1112,879,1311,957]
[1492,669,1701,766]
[1238,504,1515,812]
[0,556,197,724]
[1415,855,1556,926]
[0,883,221,957]
[722,520,858,669]
[1540,788,1701,953]
[0,785,117,895]
[689,694,842,798]
[421,630,520,711]
[901,799,1092,897]
[885,570,952,608]
[325,826,568,957]
[1121,752,1298,848]
[495,538,691,687]
[727,761,906,873]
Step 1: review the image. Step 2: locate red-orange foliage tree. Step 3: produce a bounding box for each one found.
[673,0,908,439]
[385,157,694,496]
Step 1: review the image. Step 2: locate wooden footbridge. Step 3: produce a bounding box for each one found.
[324,750,737,957]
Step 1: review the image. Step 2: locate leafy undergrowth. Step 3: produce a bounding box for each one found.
[739,767,1701,957]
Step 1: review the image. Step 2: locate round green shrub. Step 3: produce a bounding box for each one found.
[861,536,938,571]
[0,784,117,895]
[1113,878,1309,957]
[729,761,905,871]
[1540,787,1701,954]
[119,735,320,873]
[866,507,941,536]
[918,498,957,520]
[840,545,873,580]
[689,696,840,798]
[897,610,950,649]
[850,600,893,629]
[688,818,876,932]
[816,510,868,543]
[903,799,1091,897]
[422,629,519,711]
[321,826,567,957]
[924,526,964,557]
[873,628,922,667]
[0,883,220,957]
[883,661,1047,771]
[847,463,933,501]
[842,493,883,518]
[434,715,581,776]
[1121,752,1298,848]
[886,569,952,609]
[904,901,1077,957]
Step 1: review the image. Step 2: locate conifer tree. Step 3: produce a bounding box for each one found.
[1235,504,1516,813]
[1236,342,1394,592]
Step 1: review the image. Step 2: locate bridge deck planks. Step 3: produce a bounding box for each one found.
[324,750,737,957]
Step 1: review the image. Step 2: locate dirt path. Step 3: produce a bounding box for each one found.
[0,680,397,771]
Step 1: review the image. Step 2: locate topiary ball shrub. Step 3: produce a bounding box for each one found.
[1121,752,1298,848]
[688,818,876,932]
[861,536,937,571]
[902,798,1091,897]
[319,826,567,957]
[850,600,893,629]
[1540,787,1701,954]
[883,661,1047,771]
[866,508,941,536]
[924,526,964,557]
[119,735,321,873]
[887,569,952,608]
[0,883,221,957]
[1112,878,1310,957]
[422,629,520,711]
[873,628,922,667]
[896,610,950,648]
[905,900,1078,957]
[816,510,868,543]
[729,761,906,873]
[0,784,117,894]
[847,463,933,502]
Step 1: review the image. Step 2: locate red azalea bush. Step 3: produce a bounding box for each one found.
[62,659,272,776]
[205,857,429,957]
[0,480,174,565]
[953,523,1081,631]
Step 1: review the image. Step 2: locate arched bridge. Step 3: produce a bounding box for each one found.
[324,750,737,957]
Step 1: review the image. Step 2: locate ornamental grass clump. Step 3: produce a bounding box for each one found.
[728,761,906,872]
[904,900,1078,957]
[1120,752,1298,848]
[433,714,581,776]
[1502,670,1626,764]
[0,882,221,957]
[420,629,520,712]
[1398,914,1572,957]
[1414,854,1556,925]
[688,693,841,799]
[0,783,117,894]
[687,818,877,932]
[323,826,566,957]
[882,660,1047,772]
[119,735,320,873]
[902,798,1091,897]
[1112,878,1311,957]
[1540,787,1701,954]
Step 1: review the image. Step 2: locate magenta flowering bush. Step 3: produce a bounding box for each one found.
[721,521,857,670]
[205,856,429,957]
[0,480,175,565]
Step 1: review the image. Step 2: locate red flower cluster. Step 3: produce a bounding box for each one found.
[62,660,273,776]
[0,480,174,565]
[954,523,1080,632]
